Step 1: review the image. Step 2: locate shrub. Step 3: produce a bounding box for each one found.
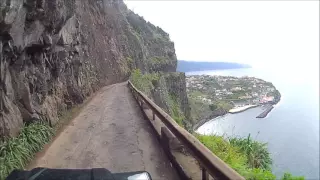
[126,57,134,70]
[130,69,159,95]
[130,70,185,126]
[167,93,185,126]
[242,168,276,180]
[195,134,303,180]
[215,100,233,111]
[195,134,248,171]
[149,56,168,66]
[281,173,305,180]
[228,134,272,170]
[0,122,54,179]
[148,56,170,71]
[209,104,217,111]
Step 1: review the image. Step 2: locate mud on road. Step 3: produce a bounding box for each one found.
[29,82,178,180]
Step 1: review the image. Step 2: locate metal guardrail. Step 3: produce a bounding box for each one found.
[128,81,245,180]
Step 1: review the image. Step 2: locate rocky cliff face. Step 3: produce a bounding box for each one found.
[151,73,192,130]
[130,70,192,130]
[0,0,177,137]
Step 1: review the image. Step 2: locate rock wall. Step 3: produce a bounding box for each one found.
[151,73,192,131]
[0,0,177,137]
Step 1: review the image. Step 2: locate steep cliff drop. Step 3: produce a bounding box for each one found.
[0,0,178,138]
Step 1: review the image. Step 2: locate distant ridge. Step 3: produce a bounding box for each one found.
[177,60,251,72]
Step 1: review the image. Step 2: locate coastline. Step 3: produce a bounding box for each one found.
[193,100,281,131]
[229,104,258,114]
[189,74,282,130]
[192,110,228,131]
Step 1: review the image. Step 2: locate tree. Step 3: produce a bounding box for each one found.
[209,104,217,111]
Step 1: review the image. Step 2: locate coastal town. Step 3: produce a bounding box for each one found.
[186,75,281,116]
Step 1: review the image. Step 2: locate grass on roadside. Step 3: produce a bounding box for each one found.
[0,93,92,179]
[0,122,54,179]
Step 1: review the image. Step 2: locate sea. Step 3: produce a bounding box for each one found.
[187,67,319,179]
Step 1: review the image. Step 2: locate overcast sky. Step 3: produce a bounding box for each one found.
[124,1,319,71]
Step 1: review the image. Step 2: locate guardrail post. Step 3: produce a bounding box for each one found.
[202,167,209,180]
[160,127,171,153]
[161,127,191,180]
[152,112,155,120]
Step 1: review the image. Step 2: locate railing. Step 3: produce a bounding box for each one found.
[128,81,245,180]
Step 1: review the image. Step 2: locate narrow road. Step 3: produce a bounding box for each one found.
[29,82,178,179]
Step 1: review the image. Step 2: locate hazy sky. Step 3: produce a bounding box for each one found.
[124,1,319,71]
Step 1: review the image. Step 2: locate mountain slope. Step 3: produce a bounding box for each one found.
[0,0,178,137]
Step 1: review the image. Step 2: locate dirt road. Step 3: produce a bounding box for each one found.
[29,82,178,179]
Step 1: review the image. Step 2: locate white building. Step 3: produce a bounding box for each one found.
[267,87,275,92]
[231,87,242,91]
[202,98,212,103]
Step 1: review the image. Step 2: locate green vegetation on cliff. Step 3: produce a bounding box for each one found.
[189,96,232,128]
[167,93,185,126]
[130,69,160,95]
[0,122,54,179]
[130,70,186,127]
[196,134,304,180]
